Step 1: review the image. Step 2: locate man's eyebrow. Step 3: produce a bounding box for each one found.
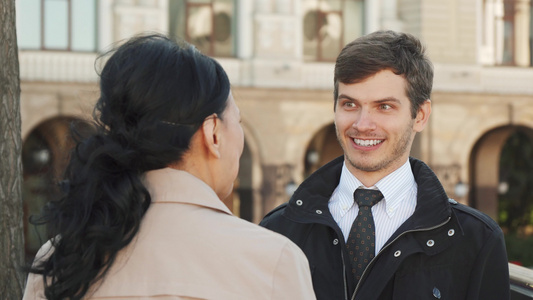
[338,94,402,104]
[337,94,357,101]
[375,97,402,104]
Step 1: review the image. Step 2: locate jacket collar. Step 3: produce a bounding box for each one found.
[283,157,344,226]
[285,156,451,230]
[143,168,233,216]
[403,157,451,229]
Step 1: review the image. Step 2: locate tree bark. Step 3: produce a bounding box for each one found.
[0,0,25,298]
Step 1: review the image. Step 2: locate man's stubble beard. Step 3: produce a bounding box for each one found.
[336,118,415,173]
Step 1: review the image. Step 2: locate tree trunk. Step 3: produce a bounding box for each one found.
[0,0,25,298]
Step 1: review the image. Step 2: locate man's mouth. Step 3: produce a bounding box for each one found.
[353,138,384,147]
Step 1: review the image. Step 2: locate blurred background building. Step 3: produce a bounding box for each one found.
[17,0,533,267]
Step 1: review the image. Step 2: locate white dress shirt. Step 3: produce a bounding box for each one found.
[328,160,417,255]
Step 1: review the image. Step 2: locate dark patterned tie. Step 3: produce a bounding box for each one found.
[346,189,384,284]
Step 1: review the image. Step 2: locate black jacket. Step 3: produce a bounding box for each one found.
[260,157,510,300]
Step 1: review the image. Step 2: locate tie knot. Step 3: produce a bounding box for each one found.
[354,189,383,207]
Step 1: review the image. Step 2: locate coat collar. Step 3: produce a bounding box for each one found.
[402,157,451,229]
[284,156,451,230]
[143,168,233,216]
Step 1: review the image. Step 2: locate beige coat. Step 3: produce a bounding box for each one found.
[23,168,316,300]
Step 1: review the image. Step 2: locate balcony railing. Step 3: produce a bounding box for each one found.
[510,263,533,299]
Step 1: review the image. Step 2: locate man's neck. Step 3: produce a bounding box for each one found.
[345,158,410,187]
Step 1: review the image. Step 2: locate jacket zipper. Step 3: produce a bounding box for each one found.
[350,216,452,300]
[341,250,348,300]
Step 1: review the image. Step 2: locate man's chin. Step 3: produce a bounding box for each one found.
[346,156,384,173]
[353,164,382,173]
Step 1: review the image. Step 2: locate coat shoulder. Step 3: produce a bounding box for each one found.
[448,199,502,232]
[259,202,288,227]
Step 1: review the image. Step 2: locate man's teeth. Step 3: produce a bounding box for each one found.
[354,139,383,147]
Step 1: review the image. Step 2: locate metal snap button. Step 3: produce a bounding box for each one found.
[394,250,401,257]
[448,229,455,236]
[333,239,339,245]
[296,200,303,206]
[427,239,435,247]
[316,209,322,214]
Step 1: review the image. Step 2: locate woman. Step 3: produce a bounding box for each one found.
[23,34,315,300]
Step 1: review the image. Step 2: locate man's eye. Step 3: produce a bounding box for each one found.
[380,104,392,110]
[345,102,356,108]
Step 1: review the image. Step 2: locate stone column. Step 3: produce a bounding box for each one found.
[261,164,295,215]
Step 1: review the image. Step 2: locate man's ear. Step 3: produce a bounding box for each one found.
[413,100,431,133]
[201,114,221,158]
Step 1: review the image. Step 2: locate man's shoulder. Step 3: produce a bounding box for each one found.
[261,157,344,225]
[448,199,502,233]
[259,202,289,228]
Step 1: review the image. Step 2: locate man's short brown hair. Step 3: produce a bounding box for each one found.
[334,30,433,118]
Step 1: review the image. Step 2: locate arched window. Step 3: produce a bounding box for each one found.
[22,117,92,259]
[16,0,98,51]
[303,0,364,61]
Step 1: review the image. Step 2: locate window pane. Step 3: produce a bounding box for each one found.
[303,3,319,60]
[17,0,41,49]
[213,0,233,56]
[303,0,364,61]
[72,0,96,51]
[322,0,343,12]
[44,0,69,49]
[187,5,213,55]
[343,0,364,45]
[319,12,342,60]
[169,0,187,40]
[503,21,513,64]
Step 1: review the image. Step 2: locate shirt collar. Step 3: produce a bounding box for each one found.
[375,160,417,217]
[334,160,417,217]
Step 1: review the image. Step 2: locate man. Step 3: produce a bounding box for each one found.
[260,31,510,300]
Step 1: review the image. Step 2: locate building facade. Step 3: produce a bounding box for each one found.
[17,0,533,256]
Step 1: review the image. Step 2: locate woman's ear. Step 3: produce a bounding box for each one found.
[201,114,221,158]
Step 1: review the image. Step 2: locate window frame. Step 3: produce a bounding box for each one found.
[303,0,363,62]
[482,0,533,67]
[316,9,344,62]
[185,1,215,56]
[19,0,98,52]
[181,0,235,57]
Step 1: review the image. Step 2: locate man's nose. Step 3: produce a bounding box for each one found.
[352,109,377,132]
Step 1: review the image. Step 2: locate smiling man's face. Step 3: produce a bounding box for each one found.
[334,69,430,186]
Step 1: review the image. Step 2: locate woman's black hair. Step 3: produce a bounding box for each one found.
[27,34,230,299]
